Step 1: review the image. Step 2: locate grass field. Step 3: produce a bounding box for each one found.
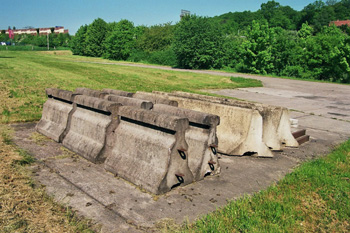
[0,50,349,232]
[0,50,261,124]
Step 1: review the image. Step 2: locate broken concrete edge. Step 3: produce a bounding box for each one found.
[149,92,274,157]
[104,94,153,110]
[105,106,195,194]
[134,91,179,107]
[152,103,221,180]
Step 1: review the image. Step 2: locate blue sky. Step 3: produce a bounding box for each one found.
[1,0,316,34]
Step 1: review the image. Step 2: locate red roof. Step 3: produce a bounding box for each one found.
[329,20,350,27]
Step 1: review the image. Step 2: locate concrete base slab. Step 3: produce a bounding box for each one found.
[11,122,347,232]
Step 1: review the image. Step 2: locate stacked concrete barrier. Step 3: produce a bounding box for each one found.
[104,106,194,194]
[104,94,153,110]
[102,88,134,97]
[165,91,299,150]
[152,104,220,181]
[137,91,273,157]
[36,88,77,142]
[75,87,107,98]
[62,95,121,163]
[133,92,178,107]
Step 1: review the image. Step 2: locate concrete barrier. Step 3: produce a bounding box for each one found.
[152,104,220,181]
[75,87,107,98]
[36,88,77,142]
[104,106,194,194]
[102,88,134,97]
[104,94,153,110]
[143,92,273,157]
[62,95,121,163]
[133,91,178,107]
[166,91,299,150]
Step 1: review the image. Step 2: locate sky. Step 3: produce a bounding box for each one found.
[0,0,317,34]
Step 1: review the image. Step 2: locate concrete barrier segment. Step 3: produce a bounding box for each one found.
[153,104,221,181]
[74,87,108,98]
[149,92,273,157]
[36,88,77,142]
[104,94,153,110]
[102,88,134,97]
[104,106,194,194]
[133,91,178,107]
[159,91,298,150]
[62,95,121,163]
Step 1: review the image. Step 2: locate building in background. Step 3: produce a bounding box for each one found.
[329,20,350,27]
[2,26,69,36]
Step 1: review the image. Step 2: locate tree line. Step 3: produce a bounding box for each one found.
[0,31,71,48]
[70,0,350,83]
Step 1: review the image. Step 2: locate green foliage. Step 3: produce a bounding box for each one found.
[148,48,177,66]
[70,1,350,83]
[136,23,174,52]
[70,25,88,55]
[104,19,135,60]
[239,20,276,74]
[173,15,224,69]
[84,18,108,57]
[303,25,350,82]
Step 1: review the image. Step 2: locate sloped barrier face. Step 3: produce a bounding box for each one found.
[102,88,134,97]
[149,92,273,157]
[168,91,298,150]
[104,94,153,110]
[133,92,178,107]
[62,95,120,163]
[104,106,194,194]
[36,88,76,142]
[152,104,221,181]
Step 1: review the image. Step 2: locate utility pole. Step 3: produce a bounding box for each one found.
[47,33,49,50]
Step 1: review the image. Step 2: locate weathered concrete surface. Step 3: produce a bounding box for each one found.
[102,88,134,97]
[133,91,178,107]
[36,88,76,142]
[105,106,194,194]
[104,94,153,110]
[163,91,298,150]
[152,104,220,181]
[62,95,120,163]
[12,120,345,232]
[74,87,107,98]
[143,92,273,157]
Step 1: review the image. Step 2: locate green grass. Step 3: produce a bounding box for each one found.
[184,140,350,232]
[0,50,261,123]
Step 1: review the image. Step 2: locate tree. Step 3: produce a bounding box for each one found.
[303,25,350,82]
[136,23,174,52]
[85,18,108,57]
[103,20,135,60]
[173,15,224,69]
[239,20,276,74]
[70,24,88,55]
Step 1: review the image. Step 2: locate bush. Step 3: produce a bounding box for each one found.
[148,48,177,66]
